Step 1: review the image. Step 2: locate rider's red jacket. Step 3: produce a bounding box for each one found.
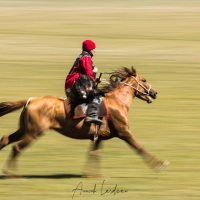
[65,51,94,89]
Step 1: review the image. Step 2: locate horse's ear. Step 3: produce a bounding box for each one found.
[131,66,137,76]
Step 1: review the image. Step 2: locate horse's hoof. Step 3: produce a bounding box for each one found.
[158,160,170,171]
[82,173,105,178]
[2,168,21,179]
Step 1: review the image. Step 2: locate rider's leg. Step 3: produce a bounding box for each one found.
[85,96,103,126]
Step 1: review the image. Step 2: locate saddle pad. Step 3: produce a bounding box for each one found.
[63,98,108,119]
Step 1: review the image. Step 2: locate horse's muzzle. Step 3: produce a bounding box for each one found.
[146,91,157,103]
[150,91,158,99]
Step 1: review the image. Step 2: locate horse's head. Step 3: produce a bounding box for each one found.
[131,74,157,103]
[101,66,157,104]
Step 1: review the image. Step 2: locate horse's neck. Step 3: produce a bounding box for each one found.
[111,86,135,112]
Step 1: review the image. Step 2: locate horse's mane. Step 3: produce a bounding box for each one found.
[100,66,137,94]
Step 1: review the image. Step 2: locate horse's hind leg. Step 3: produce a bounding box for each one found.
[0,109,26,150]
[2,134,36,177]
[0,129,24,150]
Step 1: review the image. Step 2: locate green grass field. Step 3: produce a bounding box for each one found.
[0,0,200,199]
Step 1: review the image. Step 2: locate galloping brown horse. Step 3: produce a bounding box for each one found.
[0,67,168,177]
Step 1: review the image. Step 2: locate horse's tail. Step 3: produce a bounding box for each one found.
[0,99,27,117]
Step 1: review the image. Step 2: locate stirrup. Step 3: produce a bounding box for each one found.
[94,124,101,143]
[84,117,103,126]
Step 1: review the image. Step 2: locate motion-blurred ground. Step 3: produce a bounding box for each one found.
[0,1,199,199]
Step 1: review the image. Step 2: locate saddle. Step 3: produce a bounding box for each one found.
[63,98,108,119]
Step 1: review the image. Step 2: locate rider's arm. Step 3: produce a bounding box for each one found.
[80,56,95,80]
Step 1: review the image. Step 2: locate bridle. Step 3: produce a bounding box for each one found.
[120,75,152,96]
[99,72,152,97]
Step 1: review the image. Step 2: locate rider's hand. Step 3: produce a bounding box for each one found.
[95,78,101,83]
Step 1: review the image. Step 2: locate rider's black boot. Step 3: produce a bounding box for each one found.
[85,102,103,125]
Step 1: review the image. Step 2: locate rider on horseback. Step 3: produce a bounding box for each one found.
[65,40,103,126]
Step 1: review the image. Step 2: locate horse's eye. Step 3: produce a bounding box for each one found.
[142,79,146,82]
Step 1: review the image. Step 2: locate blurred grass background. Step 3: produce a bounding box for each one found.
[0,0,200,199]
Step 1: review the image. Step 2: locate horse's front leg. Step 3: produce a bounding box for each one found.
[83,139,102,178]
[118,129,169,171]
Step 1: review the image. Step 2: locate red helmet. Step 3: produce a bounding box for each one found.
[82,40,96,51]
